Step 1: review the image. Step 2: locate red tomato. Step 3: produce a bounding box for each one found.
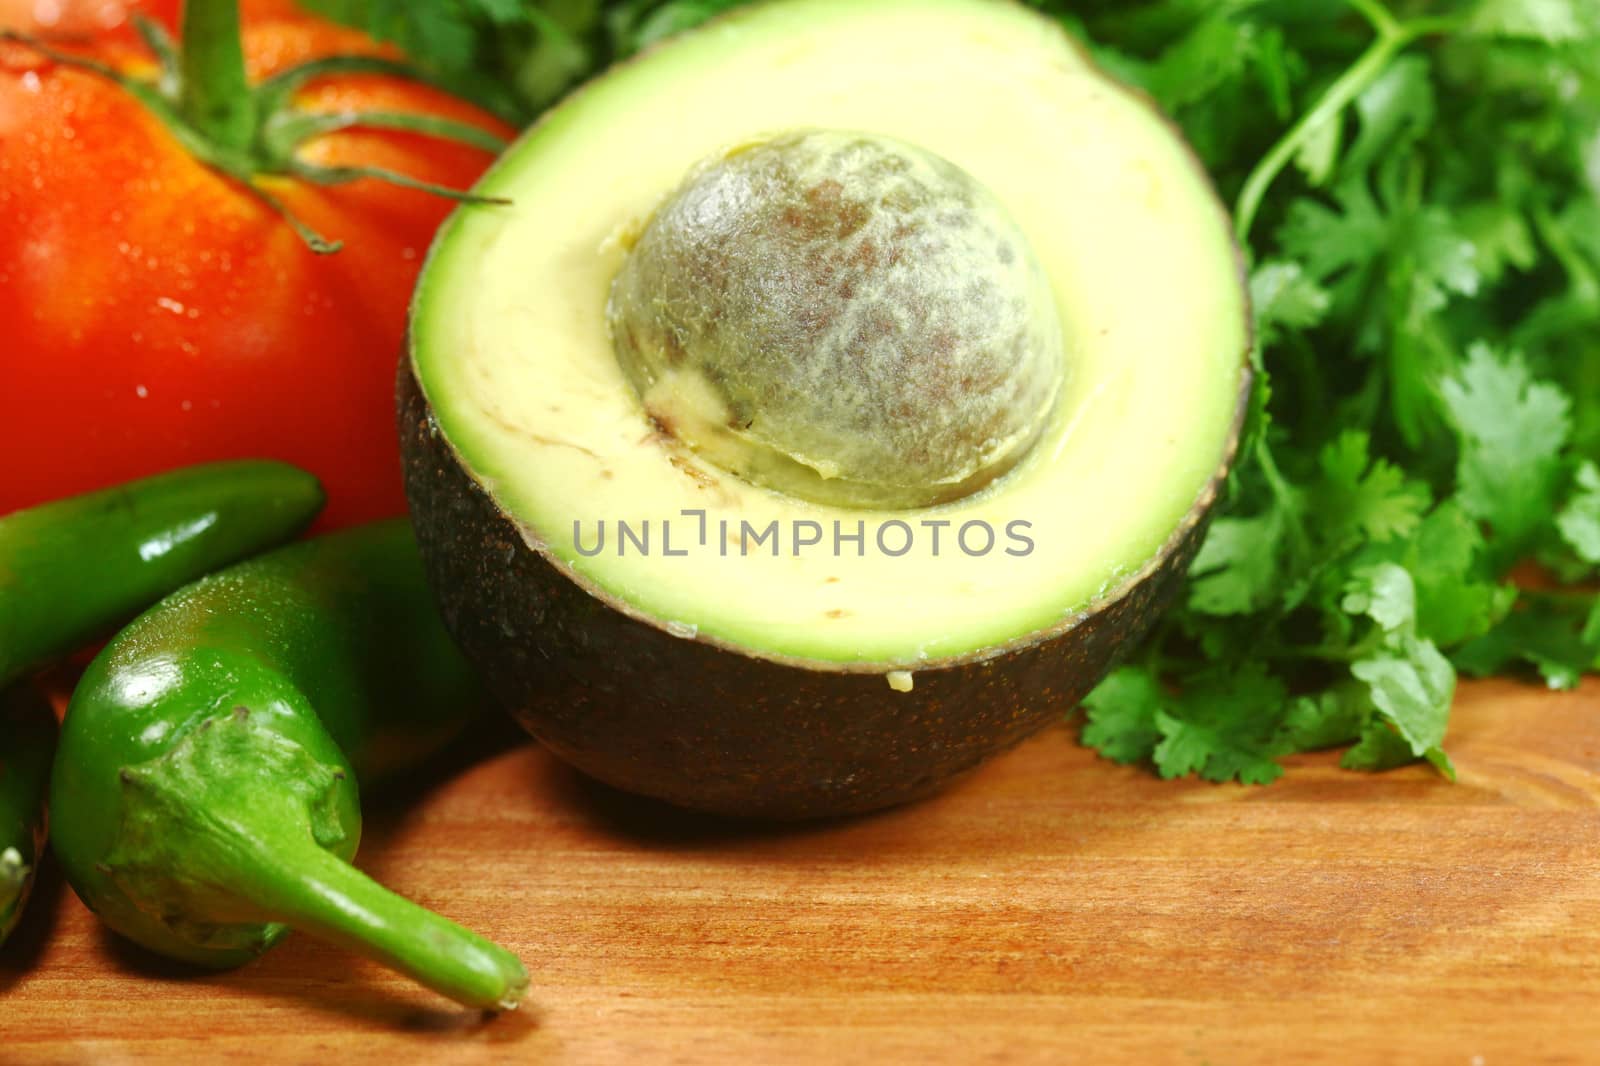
[0,8,510,528]
[0,0,152,34]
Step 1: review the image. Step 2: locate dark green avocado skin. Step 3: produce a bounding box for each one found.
[399,360,1226,820]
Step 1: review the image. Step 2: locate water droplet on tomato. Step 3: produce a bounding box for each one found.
[135,384,148,399]
[20,72,42,94]
[156,297,186,316]
[30,0,64,28]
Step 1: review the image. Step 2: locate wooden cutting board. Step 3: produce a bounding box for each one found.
[4,676,1598,1064]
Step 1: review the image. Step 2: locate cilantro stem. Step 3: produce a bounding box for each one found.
[1344,0,1398,38]
[1255,439,1308,550]
[1274,642,1365,664]
[1531,206,1600,308]
[1233,3,1462,243]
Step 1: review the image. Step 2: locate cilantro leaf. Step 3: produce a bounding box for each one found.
[1279,688,1368,752]
[1141,14,1258,112]
[1466,0,1596,43]
[1341,718,1422,773]
[1312,431,1432,547]
[1082,663,1293,784]
[1406,502,1516,647]
[615,0,749,54]
[1457,201,1537,285]
[1187,512,1286,616]
[1351,636,1455,762]
[1081,667,1164,765]
[1149,665,1290,785]
[1279,179,1387,286]
[1456,601,1600,689]
[1401,207,1482,317]
[1557,461,1600,565]
[1343,55,1435,180]
[1341,563,1417,634]
[1440,345,1572,560]
[1250,260,1332,345]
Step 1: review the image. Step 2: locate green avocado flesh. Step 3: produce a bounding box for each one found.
[410,0,1249,668]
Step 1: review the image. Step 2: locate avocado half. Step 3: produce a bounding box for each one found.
[401,0,1252,818]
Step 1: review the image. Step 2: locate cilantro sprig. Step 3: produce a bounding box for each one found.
[306,0,1600,782]
[1068,0,1600,782]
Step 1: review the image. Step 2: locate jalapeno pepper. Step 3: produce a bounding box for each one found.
[50,520,527,1010]
[1,459,323,946]
[0,683,55,945]
[1,459,325,689]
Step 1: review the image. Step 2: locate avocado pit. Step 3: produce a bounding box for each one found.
[607,129,1066,509]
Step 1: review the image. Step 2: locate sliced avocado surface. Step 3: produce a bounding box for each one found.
[410,0,1249,668]
[404,0,1250,816]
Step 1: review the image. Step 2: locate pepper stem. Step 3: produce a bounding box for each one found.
[101,707,528,1010]
[178,0,255,153]
[235,836,530,1010]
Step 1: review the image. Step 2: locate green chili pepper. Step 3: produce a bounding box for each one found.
[1,683,56,945]
[1,460,325,689]
[1,459,322,946]
[50,520,527,1011]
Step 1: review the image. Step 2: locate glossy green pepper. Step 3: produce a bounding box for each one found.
[1,459,325,689]
[1,459,323,945]
[1,684,56,944]
[51,520,528,1010]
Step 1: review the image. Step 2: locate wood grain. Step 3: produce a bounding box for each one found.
[4,677,1599,1065]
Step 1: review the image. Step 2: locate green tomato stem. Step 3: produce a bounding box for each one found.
[7,6,506,259]
[252,55,433,114]
[288,161,512,206]
[179,0,256,153]
[264,109,508,160]
[241,181,344,254]
[131,14,182,96]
